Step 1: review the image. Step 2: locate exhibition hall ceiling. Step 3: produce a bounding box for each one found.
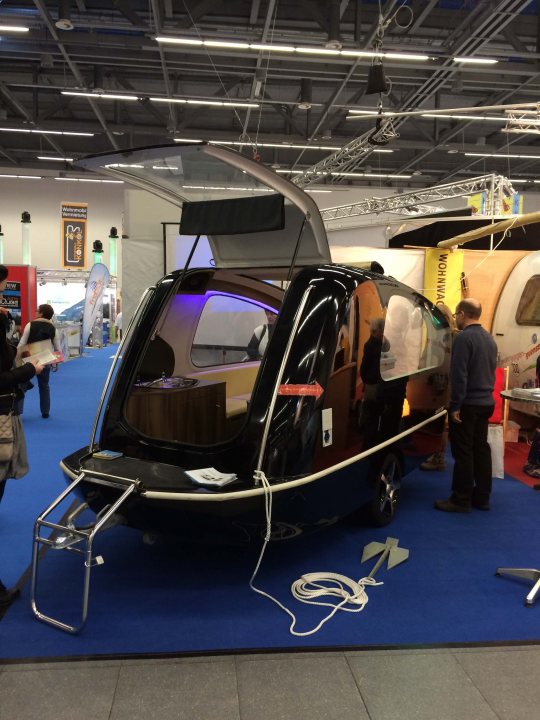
[1,0,540,189]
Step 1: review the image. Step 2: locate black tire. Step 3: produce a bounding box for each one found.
[369,451,402,526]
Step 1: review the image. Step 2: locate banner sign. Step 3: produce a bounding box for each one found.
[81,263,110,348]
[0,280,21,312]
[61,202,87,268]
[0,266,37,334]
[423,248,464,311]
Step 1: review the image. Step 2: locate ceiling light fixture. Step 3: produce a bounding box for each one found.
[37,156,74,162]
[0,174,41,179]
[330,171,412,179]
[502,128,540,135]
[297,78,313,110]
[347,102,540,121]
[275,169,411,179]
[453,57,498,64]
[0,25,29,33]
[464,152,540,159]
[154,36,430,61]
[421,113,507,122]
[55,0,74,30]
[54,177,123,183]
[0,127,94,136]
[150,97,259,108]
[61,91,139,101]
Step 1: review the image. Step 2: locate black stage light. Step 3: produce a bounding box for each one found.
[109,226,118,238]
[21,211,31,223]
[366,63,389,95]
[93,240,103,253]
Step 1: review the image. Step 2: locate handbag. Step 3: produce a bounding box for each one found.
[0,413,14,462]
[0,393,15,463]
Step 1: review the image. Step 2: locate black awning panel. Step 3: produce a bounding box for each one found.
[180,194,285,235]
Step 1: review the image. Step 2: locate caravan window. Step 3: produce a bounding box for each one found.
[382,295,444,381]
[516,276,540,325]
[192,295,276,367]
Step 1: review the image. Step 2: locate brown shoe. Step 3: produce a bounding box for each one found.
[434,498,471,513]
[420,453,446,471]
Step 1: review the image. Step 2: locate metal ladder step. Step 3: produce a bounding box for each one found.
[31,469,142,634]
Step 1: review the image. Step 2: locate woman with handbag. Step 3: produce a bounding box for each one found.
[0,312,43,609]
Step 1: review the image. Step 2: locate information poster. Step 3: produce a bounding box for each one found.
[61,202,87,268]
[0,265,37,334]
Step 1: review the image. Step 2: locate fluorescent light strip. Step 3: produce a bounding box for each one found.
[348,110,508,123]
[330,171,412,179]
[182,185,272,192]
[37,156,74,162]
[502,128,540,135]
[0,127,94,136]
[0,25,29,33]
[453,57,498,64]
[421,113,507,122]
[154,36,429,61]
[276,169,411,179]
[54,178,124,184]
[105,163,144,168]
[0,174,41,179]
[172,137,394,153]
[214,140,340,151]
[150,97,259,108]
[464,152,540,159]
[61,91,139,101]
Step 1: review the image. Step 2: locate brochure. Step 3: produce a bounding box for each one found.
[21,340,64,366]
[92,450,124,460]
[185,467,237,487]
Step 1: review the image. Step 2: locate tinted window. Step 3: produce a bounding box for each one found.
[516,276,540,325]
[192,294,275,367]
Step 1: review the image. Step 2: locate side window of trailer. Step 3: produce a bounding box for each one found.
[516,276,540,325]
[381,295,441,381]
[192,294,276,367]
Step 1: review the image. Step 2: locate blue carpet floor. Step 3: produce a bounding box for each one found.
[1,347,540,659]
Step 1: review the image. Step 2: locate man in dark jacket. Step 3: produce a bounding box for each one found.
[435,298,497,513]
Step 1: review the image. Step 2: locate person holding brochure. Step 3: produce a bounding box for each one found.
[17,304,61,419]
[0,276,44,610]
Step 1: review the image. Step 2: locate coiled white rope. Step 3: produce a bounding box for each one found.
[249,471,382,637]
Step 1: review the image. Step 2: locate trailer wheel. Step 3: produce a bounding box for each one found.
[369,451,402,526]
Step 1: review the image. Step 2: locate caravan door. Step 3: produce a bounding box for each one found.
[492,251,540,390]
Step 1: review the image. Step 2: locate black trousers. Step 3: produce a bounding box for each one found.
[449,404,494,506]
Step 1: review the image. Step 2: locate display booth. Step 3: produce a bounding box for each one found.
[0,264,37,337]
[36,268,117,354]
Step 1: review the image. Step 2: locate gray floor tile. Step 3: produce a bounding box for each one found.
[235,650,347,663]
[452,643,540,654]
[0,658,123,672]
[120,653,234,667]
[236,655,369,720]
[455,649,540,720]
[0,665,119,720]
[110,659,240,720]
[347,652,498,720]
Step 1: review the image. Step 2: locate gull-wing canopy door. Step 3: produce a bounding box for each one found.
[75,142,330,270]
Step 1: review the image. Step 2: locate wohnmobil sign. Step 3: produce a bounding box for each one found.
[61,202,87,268]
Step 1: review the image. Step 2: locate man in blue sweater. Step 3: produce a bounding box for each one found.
[435,298,497,513]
